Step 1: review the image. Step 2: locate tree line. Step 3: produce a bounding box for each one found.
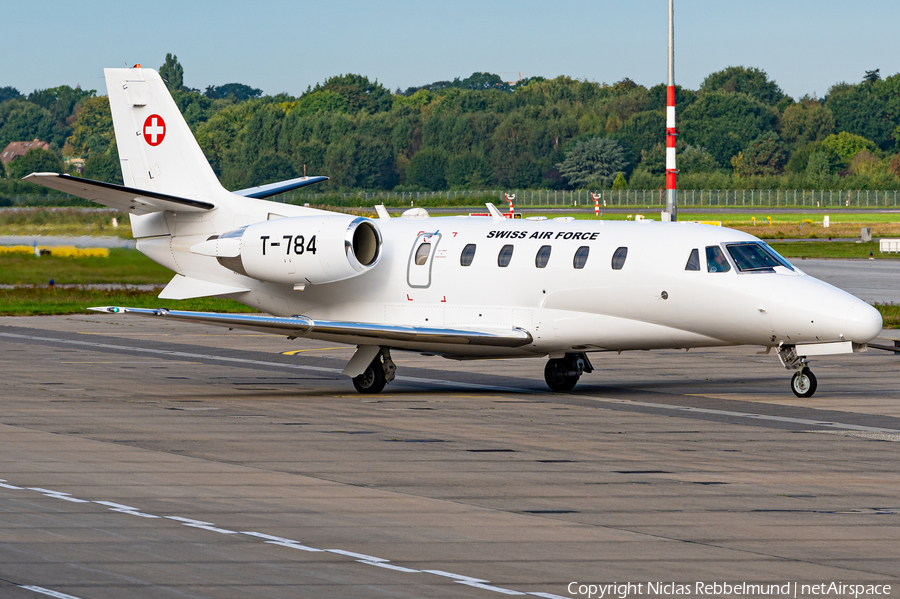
[2,54,900,200]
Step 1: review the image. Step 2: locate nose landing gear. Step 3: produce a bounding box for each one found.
[778,345,817,398]
[544,352,593,392]
[790,367,817,398]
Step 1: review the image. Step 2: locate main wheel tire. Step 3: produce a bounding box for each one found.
[352,361,386,394]
[544,359,579,392]
[790,367,817,398]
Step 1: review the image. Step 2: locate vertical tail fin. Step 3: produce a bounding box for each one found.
[105,67,224,200]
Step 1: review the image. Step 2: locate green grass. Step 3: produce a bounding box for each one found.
[769,241,885,260]
[0,248,173,285]
[0,208,133,238]
[672,212,900,224]
[876,304,900,329]
[0,287,255,316]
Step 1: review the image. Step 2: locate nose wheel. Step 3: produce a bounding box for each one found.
[790,367,817,398]
[778,345,818,398]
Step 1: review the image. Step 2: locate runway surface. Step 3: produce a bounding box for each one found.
[1,314,899,598]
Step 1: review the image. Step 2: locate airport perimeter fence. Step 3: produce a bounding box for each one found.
[276,188,900,209]
[4,188,900,210]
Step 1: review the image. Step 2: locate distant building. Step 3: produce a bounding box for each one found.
[1,139,51,166]
[64,156,86,174]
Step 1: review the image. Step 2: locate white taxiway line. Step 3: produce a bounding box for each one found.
[580,397,900,434]
[0,332,513,392]
[3,331,898,435]
[0,480,568,599]
[19,586,85,599]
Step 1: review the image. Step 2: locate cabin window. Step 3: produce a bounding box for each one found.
[685,248,700,271]
[611,247,628,270]
[573,246,590,269]
[460,243,476,266]
[706,246,731,273]
[535,245,551,268]
[498,244,514,267]
[415,243,431,266]
[726,242,795,273]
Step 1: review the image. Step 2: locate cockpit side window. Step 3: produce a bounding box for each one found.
[726,242,794,273]
[685,248,700,271]
[706,246,731,273]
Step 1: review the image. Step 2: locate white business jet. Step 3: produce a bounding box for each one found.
[25,67,883,397]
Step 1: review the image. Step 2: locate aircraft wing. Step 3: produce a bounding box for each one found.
[233,176,329,199]
[88,306,533,347]
[23,173,215,215]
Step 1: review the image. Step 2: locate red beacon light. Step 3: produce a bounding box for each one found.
[132,64,142,68]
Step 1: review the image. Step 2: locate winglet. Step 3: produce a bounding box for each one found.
[485,203,506,221]
[375,205,391,220]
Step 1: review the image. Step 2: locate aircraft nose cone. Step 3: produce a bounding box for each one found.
[845,300,883,343]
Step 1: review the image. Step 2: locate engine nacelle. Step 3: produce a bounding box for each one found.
[197,215,382,286]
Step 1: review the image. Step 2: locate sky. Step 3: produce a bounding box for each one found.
[3,0,899,100]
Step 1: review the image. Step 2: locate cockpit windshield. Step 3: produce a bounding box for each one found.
[725,242,795,273]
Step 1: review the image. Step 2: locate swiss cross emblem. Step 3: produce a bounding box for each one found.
[143,114,166,146]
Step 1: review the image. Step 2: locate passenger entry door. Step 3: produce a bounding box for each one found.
[407,232,441,288]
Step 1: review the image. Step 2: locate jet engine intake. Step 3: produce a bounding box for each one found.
[197,215,382,286]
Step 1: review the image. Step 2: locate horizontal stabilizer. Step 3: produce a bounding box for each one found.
[158,275,251,300]
[234,176,329,199]
[88,307,533,347]
[23,173,215,215]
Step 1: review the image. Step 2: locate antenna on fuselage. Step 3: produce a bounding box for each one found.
[664,0,678,222]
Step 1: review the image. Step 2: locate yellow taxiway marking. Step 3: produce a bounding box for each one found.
[282,347,348,355]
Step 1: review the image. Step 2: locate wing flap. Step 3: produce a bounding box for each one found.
[88,307,533,347]
[23,173,215,214]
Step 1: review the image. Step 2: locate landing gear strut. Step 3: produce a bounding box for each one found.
[352,348,396,394]
[778,345,817,398]
[544,352,593,392]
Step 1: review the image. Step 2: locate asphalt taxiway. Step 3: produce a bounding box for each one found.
[1,314,899,598]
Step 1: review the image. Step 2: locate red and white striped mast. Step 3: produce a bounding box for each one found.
[664,0,678,221]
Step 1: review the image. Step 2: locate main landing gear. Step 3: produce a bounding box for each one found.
[352,348,397,394]
[778,345,817,398]
[544,352,593,392]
